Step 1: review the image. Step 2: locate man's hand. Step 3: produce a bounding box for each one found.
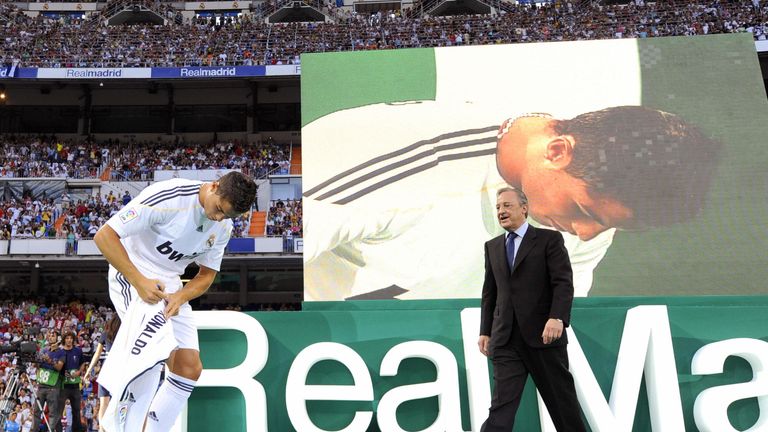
[134,277,167,304]
[478,335,491,357]
[163,291,188,318]
[542,319,564,345]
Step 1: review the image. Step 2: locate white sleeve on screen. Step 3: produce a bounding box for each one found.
[106,204,170,238]
[194,225,232,272]
[303,199,430,264]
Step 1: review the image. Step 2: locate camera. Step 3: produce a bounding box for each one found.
[0,340,38,424]
[0,341,39,364]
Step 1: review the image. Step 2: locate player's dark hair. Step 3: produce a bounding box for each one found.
[554,106,721,228]
[217,171,258,214]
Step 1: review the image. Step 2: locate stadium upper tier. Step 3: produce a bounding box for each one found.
[0,138,291,180]
[0,1,766,67]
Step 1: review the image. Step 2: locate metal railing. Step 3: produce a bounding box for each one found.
[101,0,167,22]
[260,0,299,19]
[106,170,148,198]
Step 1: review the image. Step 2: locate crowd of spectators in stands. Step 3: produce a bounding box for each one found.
[0,134,294,240]
[1,0,767,67]
[0,192,127,242]
[0,133,294,240]
[106,137,290,181]
[0,190,251,241]
[0,196,64,242]
[0,137,104,179]
[0,298,300,431]
[0,300,113,432]
[265,199,302,238]
[0,136,291,181]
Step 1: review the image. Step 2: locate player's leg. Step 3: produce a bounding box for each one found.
[143,349,200,431]
[99,363,162,432]
[144,304,200,432]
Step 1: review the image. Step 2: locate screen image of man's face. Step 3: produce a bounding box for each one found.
[496,114,636,241]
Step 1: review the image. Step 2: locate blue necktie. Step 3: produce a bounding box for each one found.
[506,232,518,272]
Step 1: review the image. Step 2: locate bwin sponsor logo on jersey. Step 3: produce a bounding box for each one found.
[156,240,188,262]
[156,240,206,261]
[131,312,167,355]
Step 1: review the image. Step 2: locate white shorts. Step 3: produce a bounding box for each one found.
[107,266,199,351]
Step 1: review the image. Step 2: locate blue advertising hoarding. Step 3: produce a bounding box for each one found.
[151,66,267,78]
[1,65,297,80]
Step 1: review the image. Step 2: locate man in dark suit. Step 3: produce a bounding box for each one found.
[478,186,585,432]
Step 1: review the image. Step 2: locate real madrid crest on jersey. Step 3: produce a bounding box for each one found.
[207,234,216,248]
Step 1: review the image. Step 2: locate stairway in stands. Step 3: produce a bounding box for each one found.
[54,214,67,233]
[248,211,267,237]
[290,146,302,175]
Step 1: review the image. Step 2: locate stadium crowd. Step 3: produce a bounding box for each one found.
[0,138,104,180]
[0,191,252,241]
[106,138,291,181]
[265,198,302,238]
[0,300,114,432]
[0,0,767,67]
[0,298,300,431]
[0,195,98,243]
[0,137,292,181]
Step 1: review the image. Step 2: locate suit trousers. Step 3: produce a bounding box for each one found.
[481,323,586,432]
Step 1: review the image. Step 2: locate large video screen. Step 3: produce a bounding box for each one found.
[301,34,768,300]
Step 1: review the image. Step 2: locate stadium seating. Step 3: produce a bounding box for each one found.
[1,1,766,68]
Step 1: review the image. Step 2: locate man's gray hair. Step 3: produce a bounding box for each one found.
[497,186,528,207]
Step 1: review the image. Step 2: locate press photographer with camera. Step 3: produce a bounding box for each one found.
[59,332,86,432]
[32,330,64,432]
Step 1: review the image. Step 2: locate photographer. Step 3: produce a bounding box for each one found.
[59,332,86,432]
[32,331,64,432]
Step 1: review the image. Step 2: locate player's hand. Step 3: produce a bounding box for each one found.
[163,291,187,319]
[542,319,564,345]
[478,335,490,357]
[135,277,167,304]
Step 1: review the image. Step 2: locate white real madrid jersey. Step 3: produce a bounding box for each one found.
[106,179,232,283]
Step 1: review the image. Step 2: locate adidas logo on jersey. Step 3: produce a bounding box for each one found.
[148,411,159,422]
